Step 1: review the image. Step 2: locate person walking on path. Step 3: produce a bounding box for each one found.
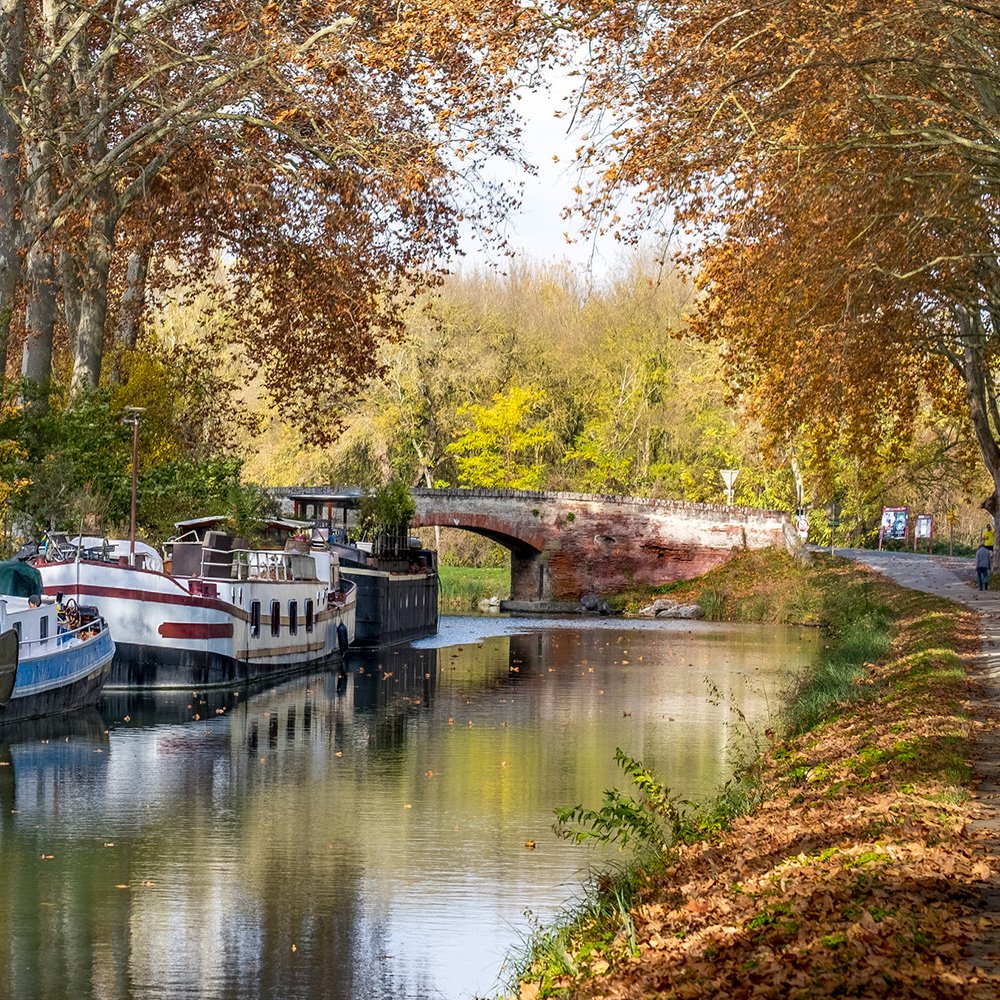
[977,542,992,591]
[985,524,995,551]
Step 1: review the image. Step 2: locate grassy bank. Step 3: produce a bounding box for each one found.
[512,550,997,999]
[612,547,828,623]
[438,564,509,612]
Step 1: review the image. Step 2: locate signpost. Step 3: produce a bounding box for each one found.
[720,468,739,506]
[795,507,809,542]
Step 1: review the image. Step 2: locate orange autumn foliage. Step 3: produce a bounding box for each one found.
[570,1,1000,496]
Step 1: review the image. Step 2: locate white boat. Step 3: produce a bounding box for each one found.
[0,592,115,724]
[34,530,356,690]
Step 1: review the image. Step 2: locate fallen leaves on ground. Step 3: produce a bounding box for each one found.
[530,577,1000,999]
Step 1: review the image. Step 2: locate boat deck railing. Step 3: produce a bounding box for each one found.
[19,616,108,657]
[44,530,326,585]
[167,533,321,584]
[231,548,310,582]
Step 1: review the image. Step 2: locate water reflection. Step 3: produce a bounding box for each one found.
[0,618,817,1000]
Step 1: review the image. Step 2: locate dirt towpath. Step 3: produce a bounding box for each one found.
[836,548,1000,971]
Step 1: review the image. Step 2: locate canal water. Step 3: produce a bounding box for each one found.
[0,616,817,1000]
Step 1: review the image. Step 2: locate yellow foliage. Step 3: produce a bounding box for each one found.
[110,353,179,465]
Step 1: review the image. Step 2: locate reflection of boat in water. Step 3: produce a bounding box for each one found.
[94,646,441,765]
[35,528,356,690]
[0,707,108,745]
[0,708,110,823]
[288,492,439,647]
[0,559,115,725]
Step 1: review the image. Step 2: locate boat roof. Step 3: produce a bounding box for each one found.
[287,492,364,508]
[173,515,310,532]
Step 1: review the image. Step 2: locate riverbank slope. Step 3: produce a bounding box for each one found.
[515,550,1000,999]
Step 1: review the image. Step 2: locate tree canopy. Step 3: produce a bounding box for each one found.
[0,0,559,432]
[569,1,1000,509]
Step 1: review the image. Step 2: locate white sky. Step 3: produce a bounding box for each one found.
[454,77,630,284]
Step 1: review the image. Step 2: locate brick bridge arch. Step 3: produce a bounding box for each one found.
[409,488,796,603]
[276,486,796,604]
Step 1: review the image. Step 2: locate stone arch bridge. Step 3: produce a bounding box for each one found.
[280,487,796,603]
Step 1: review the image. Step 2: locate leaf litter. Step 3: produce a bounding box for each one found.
[520,573,1000,999]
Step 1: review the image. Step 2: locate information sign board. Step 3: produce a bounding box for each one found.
[879,507,909,549]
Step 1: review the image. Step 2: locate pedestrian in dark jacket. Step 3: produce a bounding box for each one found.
[976,543,991,591]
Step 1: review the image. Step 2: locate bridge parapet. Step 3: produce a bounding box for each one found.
[412,486,783,515]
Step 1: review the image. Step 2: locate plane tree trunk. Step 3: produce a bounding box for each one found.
[0,0,25,384]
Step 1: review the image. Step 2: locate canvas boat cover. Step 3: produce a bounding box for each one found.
[0,559,42,597]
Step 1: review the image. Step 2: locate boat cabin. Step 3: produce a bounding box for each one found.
[287,491,363,546]
[286,492,436,576]
[0,558,104,650]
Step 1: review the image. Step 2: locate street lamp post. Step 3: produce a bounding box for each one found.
[122,407,145,565]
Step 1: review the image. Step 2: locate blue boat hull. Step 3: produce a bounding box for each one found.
[0,628,115,726]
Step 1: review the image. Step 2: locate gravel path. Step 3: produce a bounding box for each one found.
[834,548,1000,972]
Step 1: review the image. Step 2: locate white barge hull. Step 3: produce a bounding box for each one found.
[37,559,356,690]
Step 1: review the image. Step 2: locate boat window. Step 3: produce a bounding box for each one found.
[270,600,281,637]
[305,599,314,633]
[251,601,261,638]
[39,615,49,640]
[11,621,20,640]
[288,600,298,635]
